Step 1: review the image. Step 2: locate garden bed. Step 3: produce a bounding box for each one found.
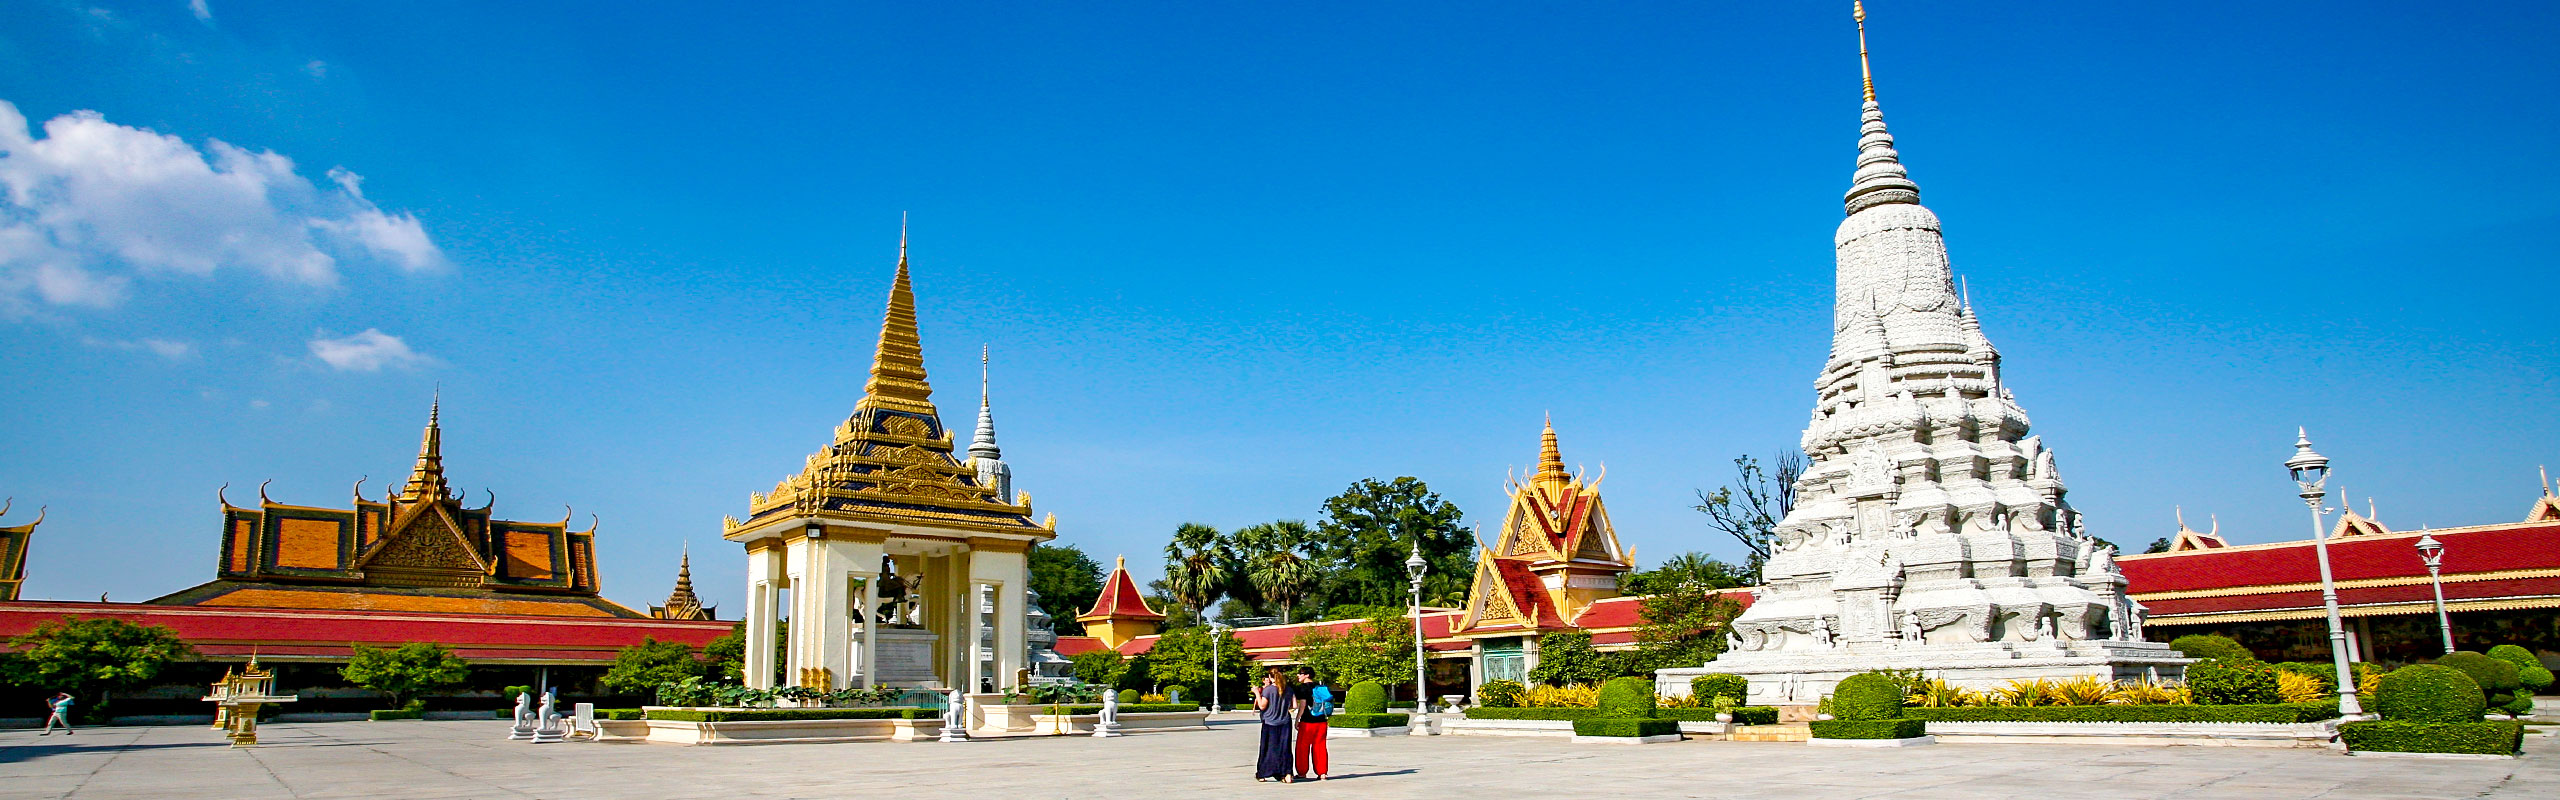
[1027,709,1212,736]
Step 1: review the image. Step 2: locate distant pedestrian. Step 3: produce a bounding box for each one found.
[40,693,73,735]
[1252,667,1294,782]
[1291,667,1330,781]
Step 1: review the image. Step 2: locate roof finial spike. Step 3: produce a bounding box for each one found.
[2175,505,2186,531]
[2541,465,2551,497]
[1960,275,1972,312]
[898,211,909,265]
[1855,1,1875,103]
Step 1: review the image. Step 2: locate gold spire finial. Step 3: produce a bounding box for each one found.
[399,393,450,502]
[1855,1,1876,103]
[1533,415,1570,492]
[857,222,938,416]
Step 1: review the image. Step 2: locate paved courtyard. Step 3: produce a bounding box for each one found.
[0,716,2552,799]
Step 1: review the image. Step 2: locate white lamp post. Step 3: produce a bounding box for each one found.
[1209,621,1227,713]
[2286,428,2365,719]
[1405,541,1428,715]
[2415,534,2455,654]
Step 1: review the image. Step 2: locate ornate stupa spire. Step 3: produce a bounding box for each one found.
[1844,1,1920,215]
[857,216,938,416]
[398,392,451,502]
[970,345,1014,501]
[650,544,712,620]
[1532,413,1571,496]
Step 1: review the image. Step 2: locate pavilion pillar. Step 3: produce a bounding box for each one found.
[743,541,787,690]
[969,541,1028,691]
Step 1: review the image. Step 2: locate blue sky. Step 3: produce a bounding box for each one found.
[2,1,2553,612]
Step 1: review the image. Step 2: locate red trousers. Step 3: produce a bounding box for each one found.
[1295,721,1329,775]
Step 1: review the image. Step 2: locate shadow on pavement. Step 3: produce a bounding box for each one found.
[0,741,228,763]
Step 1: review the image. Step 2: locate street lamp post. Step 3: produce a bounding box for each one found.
[2286,428,2365,719]
[2415,534,2455,654]
[1209,620,1227,713]
[1405,542,1428,716]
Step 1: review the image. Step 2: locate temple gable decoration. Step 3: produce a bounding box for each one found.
[1454,419,1633,635]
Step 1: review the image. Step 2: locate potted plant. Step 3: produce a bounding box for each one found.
[1711,694,1737,724]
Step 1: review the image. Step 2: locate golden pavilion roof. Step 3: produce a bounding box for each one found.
[1455,418,1634,634]
[730,237,1050,538]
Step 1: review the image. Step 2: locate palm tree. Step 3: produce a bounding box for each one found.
[1235,521,1317,623]
[1163,522,1230,627]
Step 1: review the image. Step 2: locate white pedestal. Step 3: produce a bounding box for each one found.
[852,627,942,687]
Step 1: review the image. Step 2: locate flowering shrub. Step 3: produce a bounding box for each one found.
[1520,683,1601,708]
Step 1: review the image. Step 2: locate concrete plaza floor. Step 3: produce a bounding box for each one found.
[0,716,2552,799]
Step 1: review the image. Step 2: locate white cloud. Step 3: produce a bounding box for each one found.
[304,60,328,79]
[308,328,430,372]
[83,335,196,359]
[0,99,446,314]
[188,1,212,22]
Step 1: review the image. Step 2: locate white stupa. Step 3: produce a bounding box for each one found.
[1660,3,2186,704]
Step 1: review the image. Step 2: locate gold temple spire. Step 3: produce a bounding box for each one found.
[398,392,450,502]
[1855,1,1876,103]
[857,222,939,416]
[1533,414,1571,494]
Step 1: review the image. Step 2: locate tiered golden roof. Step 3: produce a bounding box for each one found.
[730,236,1050,537]
[0,499,43,601]
[1455,418,1635,634]
[651,547,712,620]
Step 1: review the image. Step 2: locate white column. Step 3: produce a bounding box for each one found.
[859,569,880,688]
[743,541,787,691]
[970,546,1029,692]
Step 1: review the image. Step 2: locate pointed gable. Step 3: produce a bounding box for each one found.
[1080,556,1163,622]
[1453,419,1633,635]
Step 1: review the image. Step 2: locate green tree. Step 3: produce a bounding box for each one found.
[1136,625,1246,700]
[2144,537,2173,554]
[600,638,706,696]
[1162,522,1231,627]
[1235,520,1318,622]
[1619,552,1750,595]
[4,617,197,719]
[1289,616,1417,688]
[1069,649,1127,687]
[1691,453,1800,575]
[1029,543,1105,635]
[1311,477,1473,609]
[340,643,471,709]
[1621,583,1745,675]
[1526,631,1622,687]
[702,623,746,683]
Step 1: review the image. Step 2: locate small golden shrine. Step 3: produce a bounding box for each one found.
[1076,556,1164,649]
[1453,418,1635,633]
[724,233,1057,694]
[0,499,42,601]
[649,548,714,620]
[149,400,641,618]
[203,656,295,747]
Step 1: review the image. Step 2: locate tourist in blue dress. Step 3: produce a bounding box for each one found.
[1252,667,1294,782]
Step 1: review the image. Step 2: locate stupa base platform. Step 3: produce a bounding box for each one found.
[1659,640,2188,705]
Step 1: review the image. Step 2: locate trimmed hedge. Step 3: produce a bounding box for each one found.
[2486,644,2554,692]
[1345,681,1388,715]
[1478,679,1525,708]
[644,707,936,722]
[2168,633,2254,662]
[1573,718,1678,738]
[1907,703,2339,724]
[1691,674,1748,704]
[2374,664,2485,724]
[1810,718,1927,739]
[2340,721,2522,755]
[1326,712,1408,729]
[1831,672,1904,721]
[1654,706,1779,725]
[1466,706,1606,721]
[1597,677,1656,718]
[2189,658,2281,705]
[1116,689,1140,705]
[368,709,424,721]
[2437,652,2522,709]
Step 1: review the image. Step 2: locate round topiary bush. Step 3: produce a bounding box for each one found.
[1692,674,1748,705]
[1597,676,1656,718]
[2437,651,2521,709]
[2168,634,2255,662]
[1830,672,1905,721]
[1345,681,1387,715]
[1116,688,1139,705]
[1478,679,1525,708]
[2186,658,2280,705]
[2486,644,2553,693]
[2373,663,2486,723]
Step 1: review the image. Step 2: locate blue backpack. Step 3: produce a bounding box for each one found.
[1309,686,1334,717]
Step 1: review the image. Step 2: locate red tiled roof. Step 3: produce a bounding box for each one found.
[2122,520,2560,622]
[1052,635,1107,658]
[0,600,731,664]
[1080,562,1162,621]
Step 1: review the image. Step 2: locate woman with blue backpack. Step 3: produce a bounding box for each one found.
[1291,667,1331,781]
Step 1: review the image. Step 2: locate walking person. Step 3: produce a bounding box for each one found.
[40,693,73,735]
[1251,667,1294,783]
[1291,667,1331,781]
